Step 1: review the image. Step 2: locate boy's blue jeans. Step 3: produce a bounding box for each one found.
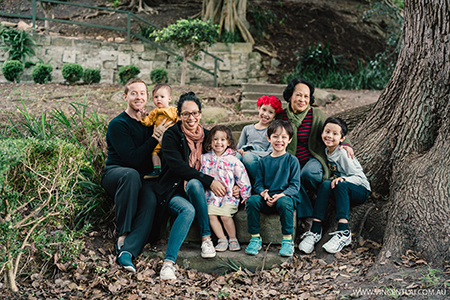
[164,179,211,264]
[246,195,295,236]
[312,180,370,221]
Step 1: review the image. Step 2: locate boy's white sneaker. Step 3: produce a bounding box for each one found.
[160,263,177,280]
[201,238,216,258]
[298,230,322,254]
[322,230,351,253]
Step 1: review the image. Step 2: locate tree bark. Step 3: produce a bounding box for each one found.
[350,0,450,269]
[181,53,188,86]
[202,0,254,44]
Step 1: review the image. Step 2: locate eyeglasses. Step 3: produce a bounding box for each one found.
[180,111,201,118]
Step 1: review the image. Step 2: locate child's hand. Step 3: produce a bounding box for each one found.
[331,177,345,189]
[137,108,148,120]
[232,185,240,198]
[272,193,285,201]
[339,145,354,159]
[236,149,245,156]
[211,180,226,197]
[260,189,272,204]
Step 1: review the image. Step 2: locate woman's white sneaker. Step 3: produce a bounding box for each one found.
[160,263,177,280]
[201,238,217,258]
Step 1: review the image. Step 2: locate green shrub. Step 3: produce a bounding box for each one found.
[150,68,168,84]
[1,60,24,83]
[0,27,37,62]
[83,68,101,84]
[118,64,140,84]
[139,24,156,41]
[32,63,53,84]
[0,138,89,290]
[249,5,276,41]
[283,42,393,90]
[62,63,83,84]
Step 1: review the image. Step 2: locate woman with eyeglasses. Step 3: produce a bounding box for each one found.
[154,91,228,280]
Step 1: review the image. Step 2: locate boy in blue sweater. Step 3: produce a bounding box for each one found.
[244,120,301,257]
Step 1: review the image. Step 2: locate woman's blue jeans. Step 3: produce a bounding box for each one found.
[297,158,323,218]
[164,179,211,263]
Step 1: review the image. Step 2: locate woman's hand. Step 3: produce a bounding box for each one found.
[152,117,174,143]
[210,180,227,197]
[339,145,354,159]
[236,149,245,156]
[331,177,345,189]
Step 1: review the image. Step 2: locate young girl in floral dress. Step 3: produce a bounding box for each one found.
[200,125,252,251]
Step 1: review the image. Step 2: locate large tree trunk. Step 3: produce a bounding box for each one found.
[350,0,450,269]
[202,0,254,44]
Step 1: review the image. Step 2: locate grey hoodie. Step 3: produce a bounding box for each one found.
[326,147,371,191]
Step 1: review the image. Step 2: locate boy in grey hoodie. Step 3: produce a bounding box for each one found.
[298,117,371,254]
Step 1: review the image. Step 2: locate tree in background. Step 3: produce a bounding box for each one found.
[202,0,254,44]
[39,0,68,30]
[350,0,450,272]
[153,19,219,86]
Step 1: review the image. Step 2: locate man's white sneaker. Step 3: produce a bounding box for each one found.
[298,231,322,254]
[201,238,216,258]
[160,263,177,280]
[322,230,351,253]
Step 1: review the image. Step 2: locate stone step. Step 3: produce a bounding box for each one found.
[240,99,288,111]
[143,241,293,274]
[161,208,296,245]
[241,109,259,116]
[242,91,284,101]
[241,83,286,94]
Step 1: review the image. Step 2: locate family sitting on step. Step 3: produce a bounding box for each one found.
[101,77,371,280]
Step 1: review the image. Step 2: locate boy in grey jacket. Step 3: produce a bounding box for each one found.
[298,117,371,254]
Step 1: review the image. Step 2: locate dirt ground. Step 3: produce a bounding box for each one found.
[0,82,380,129]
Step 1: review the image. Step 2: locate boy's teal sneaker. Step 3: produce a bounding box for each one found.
[279,239,294,257]
[245,237,262,255]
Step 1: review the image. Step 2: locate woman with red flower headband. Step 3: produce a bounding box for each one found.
[236,95,283,181]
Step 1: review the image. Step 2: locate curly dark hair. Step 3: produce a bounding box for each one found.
[283,78,315,106]
[177,91,202,115]
[203,125,236,153]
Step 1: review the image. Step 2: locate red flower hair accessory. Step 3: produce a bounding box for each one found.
[256,95,283,114]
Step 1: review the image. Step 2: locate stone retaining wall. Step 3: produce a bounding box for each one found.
[0,34,267,85]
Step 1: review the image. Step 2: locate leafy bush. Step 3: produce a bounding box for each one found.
[62,63,83,84]
[249,5,276,41]
[0,27,37,62]
[118,64,140,84]
[153,19,219,86]
[0,138,89,291]
[139,24,156,41]
[83,68,101,84]
[2,60,24,83]
[283,42,394,90]
[219,30,243,43]
[150,68,168,84]
[32,63,53,84]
